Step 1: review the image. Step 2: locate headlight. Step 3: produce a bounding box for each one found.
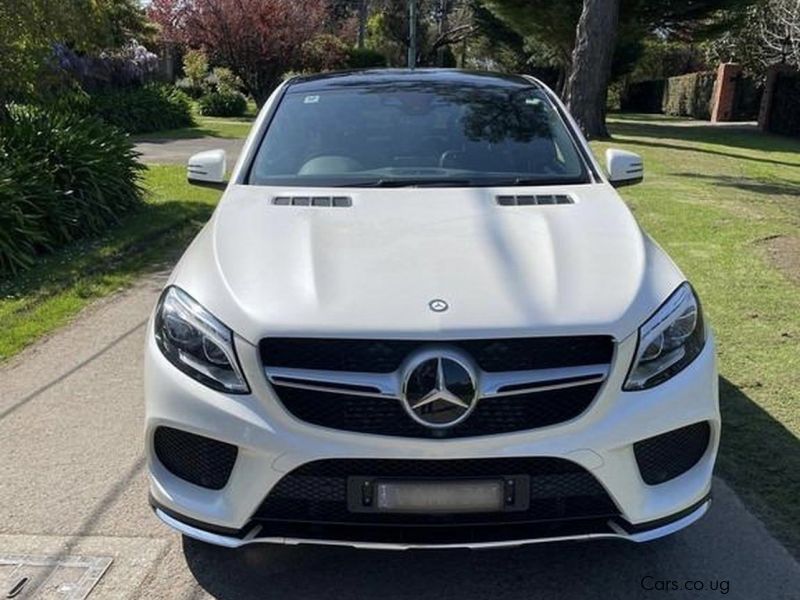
[154,286,249,394]
[624,282,706,391]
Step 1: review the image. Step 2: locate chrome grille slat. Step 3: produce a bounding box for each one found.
[266,367,400,399]
[265,364,609,400]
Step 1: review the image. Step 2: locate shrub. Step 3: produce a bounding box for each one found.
[183,49,210,89]
[346,47,388,69]
[620,79,666,113]
[211,67,243,93]
[198,89,247,117]
[662,72,716,119]
[85,84,195,133]
[620,72,717,119]
[0,106,144,273]
[175,76,206,99]
[302,34,350,72]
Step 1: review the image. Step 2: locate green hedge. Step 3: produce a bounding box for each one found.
[621,72,716,119]
[768,73,800,137]
[620,79,666,113]
[0,107,144,273]
[83,84,195,134]
[662,72,716,119]
[198,90,247,117]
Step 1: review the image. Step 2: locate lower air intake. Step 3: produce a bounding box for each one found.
[254,457,619,528]
[634,422,711,485]
[154,426,238,490]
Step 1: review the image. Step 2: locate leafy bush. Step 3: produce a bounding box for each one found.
[54,41,159,93]
[620,79,666,113]
[198,89,247,117]
[178,49,210,98]
[346,47,388,69]
[302,34,350,72]
[211,67,243,93]
[183,49,209,87]
[621,72,716,119]
[84,84,195,133]
[662,72,716,119]
[0,107,143,273]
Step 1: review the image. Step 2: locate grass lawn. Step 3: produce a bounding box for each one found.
[0,166,220,360]
[0,113,798,554]
[593,115,800,556]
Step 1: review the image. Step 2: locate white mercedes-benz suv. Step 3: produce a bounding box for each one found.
[145,69,719,550]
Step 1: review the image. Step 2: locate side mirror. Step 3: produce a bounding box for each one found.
[187,149,227,189]
[606,149,643,188]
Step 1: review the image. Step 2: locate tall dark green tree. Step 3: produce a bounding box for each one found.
[483,0,757,135]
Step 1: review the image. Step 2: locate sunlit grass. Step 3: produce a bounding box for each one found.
[595,115,800,555]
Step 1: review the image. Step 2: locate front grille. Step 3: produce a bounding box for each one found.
[634,422,711,485]
[260,336,614,373]
[153,427,238,490]
[273,382,601,438]
[254,458,619,530]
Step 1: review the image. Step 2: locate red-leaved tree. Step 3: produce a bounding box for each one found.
[149,0,330,105]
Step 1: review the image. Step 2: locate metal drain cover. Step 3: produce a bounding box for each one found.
[1,555,112,599]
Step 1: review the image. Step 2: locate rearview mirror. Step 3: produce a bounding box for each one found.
[606,149,643,188]
[187,149,227,189]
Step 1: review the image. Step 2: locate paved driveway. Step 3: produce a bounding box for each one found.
[0,277,798,599]
[134,136,245,166]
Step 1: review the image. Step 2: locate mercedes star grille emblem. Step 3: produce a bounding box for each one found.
[428,299,449,312]
[401,352,477,428]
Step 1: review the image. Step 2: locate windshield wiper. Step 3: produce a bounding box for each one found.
[340,178,475,188]
[481,176,590,187]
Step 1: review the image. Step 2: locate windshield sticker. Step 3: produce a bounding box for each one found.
[304,95,320,104]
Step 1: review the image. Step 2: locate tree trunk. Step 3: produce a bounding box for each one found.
[563,0,620,139]
[357,0,368,49]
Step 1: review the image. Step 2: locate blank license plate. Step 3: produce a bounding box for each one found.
[375,480,504,513]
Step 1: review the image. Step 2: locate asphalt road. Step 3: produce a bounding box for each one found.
[134,136,244,166]
[1,274,799,599]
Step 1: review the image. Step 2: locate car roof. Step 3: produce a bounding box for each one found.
[285,68,540,93]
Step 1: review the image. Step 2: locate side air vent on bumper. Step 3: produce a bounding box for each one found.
[634,421,711,485]
[153,427,238,490]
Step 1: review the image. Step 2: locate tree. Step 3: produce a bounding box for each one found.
[563,0,620,138]
[705,0,800,74]
[363,0,476,67]
[148,0,330,106]
[0,0,150,108]
[484,0,757,135]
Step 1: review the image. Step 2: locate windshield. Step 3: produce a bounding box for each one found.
[247,81,591,187]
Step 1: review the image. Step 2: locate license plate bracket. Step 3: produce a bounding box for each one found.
[347,475,530,513]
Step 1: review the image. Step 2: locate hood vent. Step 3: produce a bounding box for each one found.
[496,194,574,206]
[273,196,352,207]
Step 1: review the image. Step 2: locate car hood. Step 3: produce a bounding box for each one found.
[170,184,684,343]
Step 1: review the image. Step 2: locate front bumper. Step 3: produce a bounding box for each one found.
[150,494,712,550]
[144,324,720,548]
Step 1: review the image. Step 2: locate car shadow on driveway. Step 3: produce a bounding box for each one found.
[182,535,684,600]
